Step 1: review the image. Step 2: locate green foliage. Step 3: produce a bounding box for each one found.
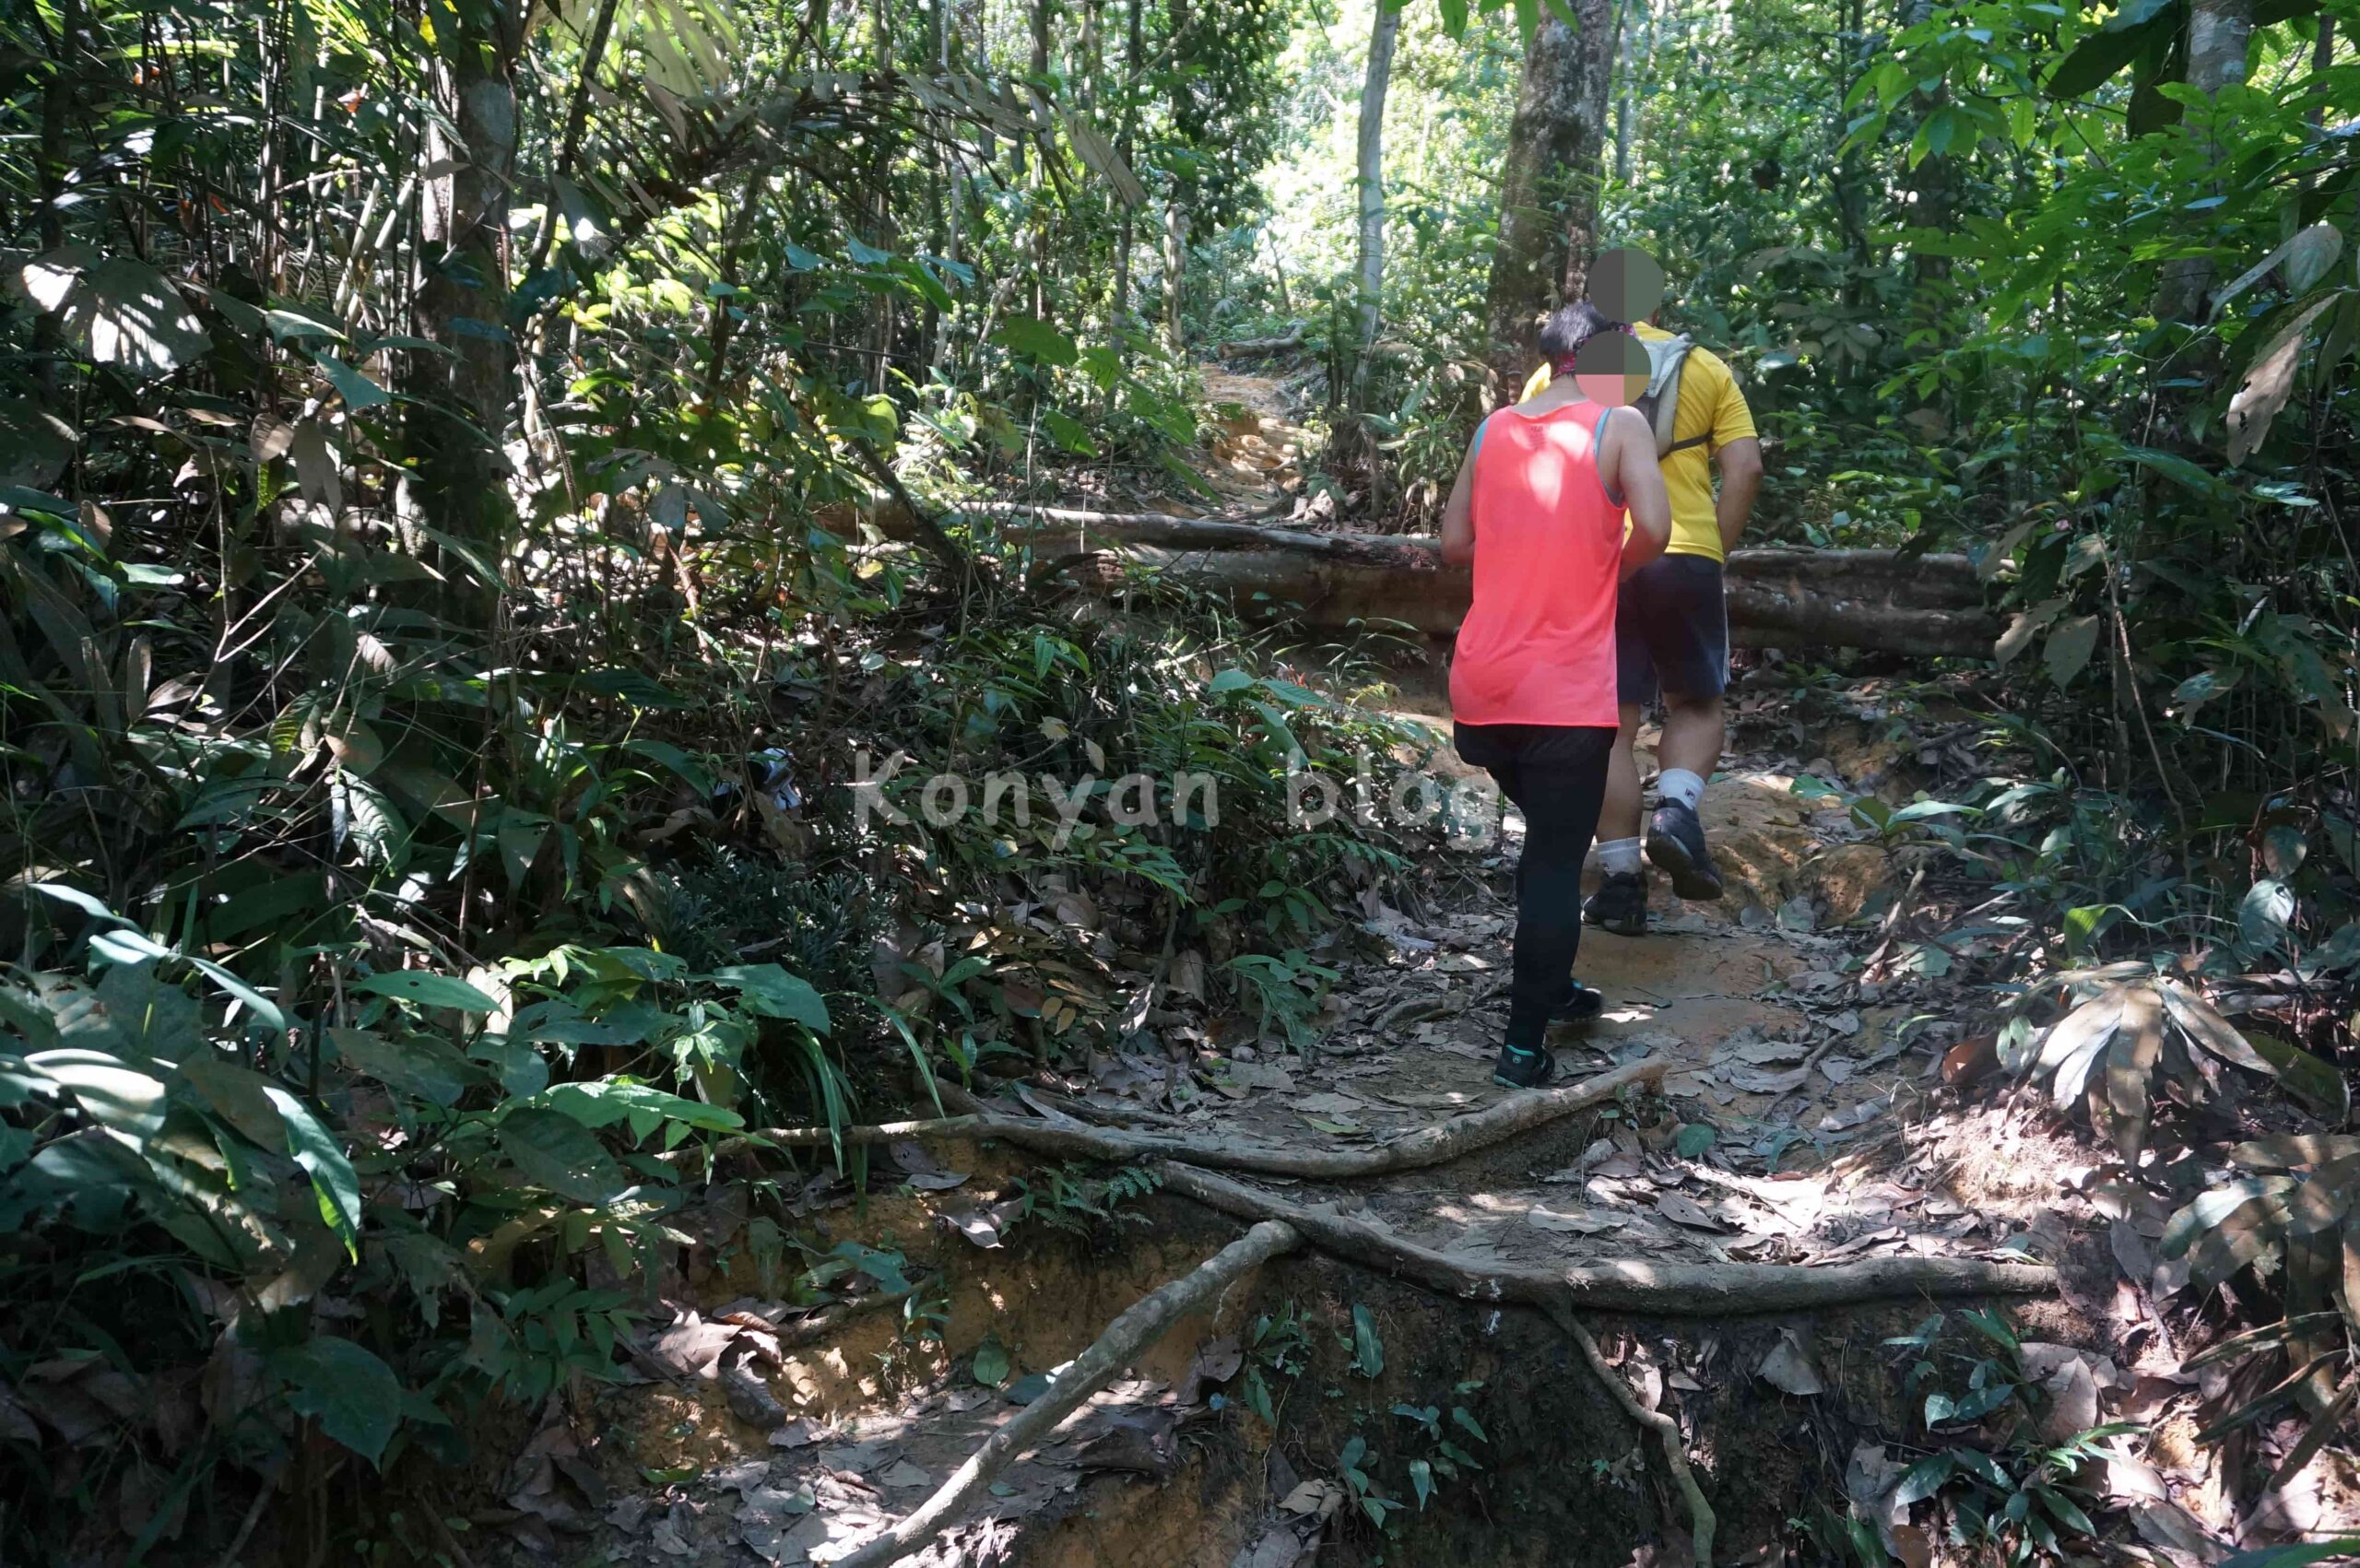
[1879,1312,2117,1563]
[1240,1300,1314,1426]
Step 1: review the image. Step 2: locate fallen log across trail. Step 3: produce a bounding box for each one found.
[846,502,1999,655]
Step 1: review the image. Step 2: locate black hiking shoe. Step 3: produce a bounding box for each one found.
[1583,873,1648,936]
[1553,980,1605,1024]
[1646,800,1725,902]
[1493,1043,1557,1091]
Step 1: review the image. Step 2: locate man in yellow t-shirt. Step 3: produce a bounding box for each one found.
[1581,318,1764,936]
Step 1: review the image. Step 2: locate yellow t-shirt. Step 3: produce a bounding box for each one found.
[1515,325,1758,562]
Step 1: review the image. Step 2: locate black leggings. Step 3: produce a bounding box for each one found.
[1453,723,1615,1050]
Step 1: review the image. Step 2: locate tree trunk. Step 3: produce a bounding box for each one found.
[1351,1,1402,408]
[1611,0,1639,183]
[1111,0,1143,324]
[1483,0,1614,392]
[2151,0,2253,322]
[410,0,523,561]
[1898,0,1950,422]
[1162,197,1187,353]
[1028,0,1053,320]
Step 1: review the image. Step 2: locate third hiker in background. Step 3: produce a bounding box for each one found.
[1581,253,1765,936]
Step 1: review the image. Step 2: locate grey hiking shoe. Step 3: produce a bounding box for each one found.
[1646,800,1725,902]
[1583,872,1648,936]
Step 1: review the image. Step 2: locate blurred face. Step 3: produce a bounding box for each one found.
[1573,330,1647,407]
[1588,247,1666,323]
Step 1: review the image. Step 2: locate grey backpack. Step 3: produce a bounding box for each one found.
[1632,334,1711,459]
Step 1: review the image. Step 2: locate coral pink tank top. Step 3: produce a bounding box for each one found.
[1448,402,1627,729]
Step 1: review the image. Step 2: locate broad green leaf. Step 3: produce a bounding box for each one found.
[623,738,719,796]
[972,1336,1010,1386]
[175,1055,289,1149]
[273,1337,401,1465]
[2237,879,2295,956]
[993,315,1078,366]
[264,1086,363,1252]
[577,666,693,709]
[2157,980,2272,1072]
[2212,224,2343,317]
[1350,1303,1384,1377]
[542,1081,744,1134]
[330,1027,484,1107]
[313,351,391,410]
[2245,1027,2351,1125]
[24,1049,167,1136]
[17,250,211,378]
[497,1107,630,1204]
[2161,1176,2294,1260]
[354,971,499,1013]
[2044,614,2102,687]
[712,964,830,1034]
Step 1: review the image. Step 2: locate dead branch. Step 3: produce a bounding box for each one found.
[1158,1164,2058,1315]
[1547,1300,1716,1567]
[831,1220,1301,1568]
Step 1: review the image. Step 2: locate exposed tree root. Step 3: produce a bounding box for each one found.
[1157,1164,2059,1314]
[774,1285,918,1349]
[749,1056,1668,1179]
[795,1067,2058,1565]
[831,1221,1302,1568]
[1548,1300,1717,1568]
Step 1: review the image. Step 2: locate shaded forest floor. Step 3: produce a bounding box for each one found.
[483,676,2295,1566]
[419,370,2357,1568]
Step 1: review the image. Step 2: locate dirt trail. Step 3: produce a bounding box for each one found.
[1192,368,1308,509]
[524,410,2140,1567]
[525,671,2134,1568]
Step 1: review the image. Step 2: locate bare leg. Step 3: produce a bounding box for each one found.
[1601,703,1646,844]
[1656,693,1726,785]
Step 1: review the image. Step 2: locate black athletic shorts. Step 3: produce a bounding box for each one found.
[1616,552,1729,707]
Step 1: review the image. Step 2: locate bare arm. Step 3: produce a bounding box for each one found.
[1611,409,1671,578]
[1439,421,1483,566]
[1714,436,1764,556]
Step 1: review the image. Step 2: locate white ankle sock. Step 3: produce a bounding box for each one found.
[1598,837,1644,877]
[1658,769,1706,813]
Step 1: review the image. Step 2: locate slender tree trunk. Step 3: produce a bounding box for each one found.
[1111,0,1143,323]
[1611,0,1636,183]
[410,0,523,560]
[2152,0,2253,322]
[30,0,82,392]
[1351,2,1402,408]
[1162,197,1187,353]
[927,0,957,371]
[1483,0,1615,390]
[1027,0,1054,320]
[1899,0,1949,416]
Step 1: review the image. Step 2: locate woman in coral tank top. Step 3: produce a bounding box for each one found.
[1439,301,1671,1089]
